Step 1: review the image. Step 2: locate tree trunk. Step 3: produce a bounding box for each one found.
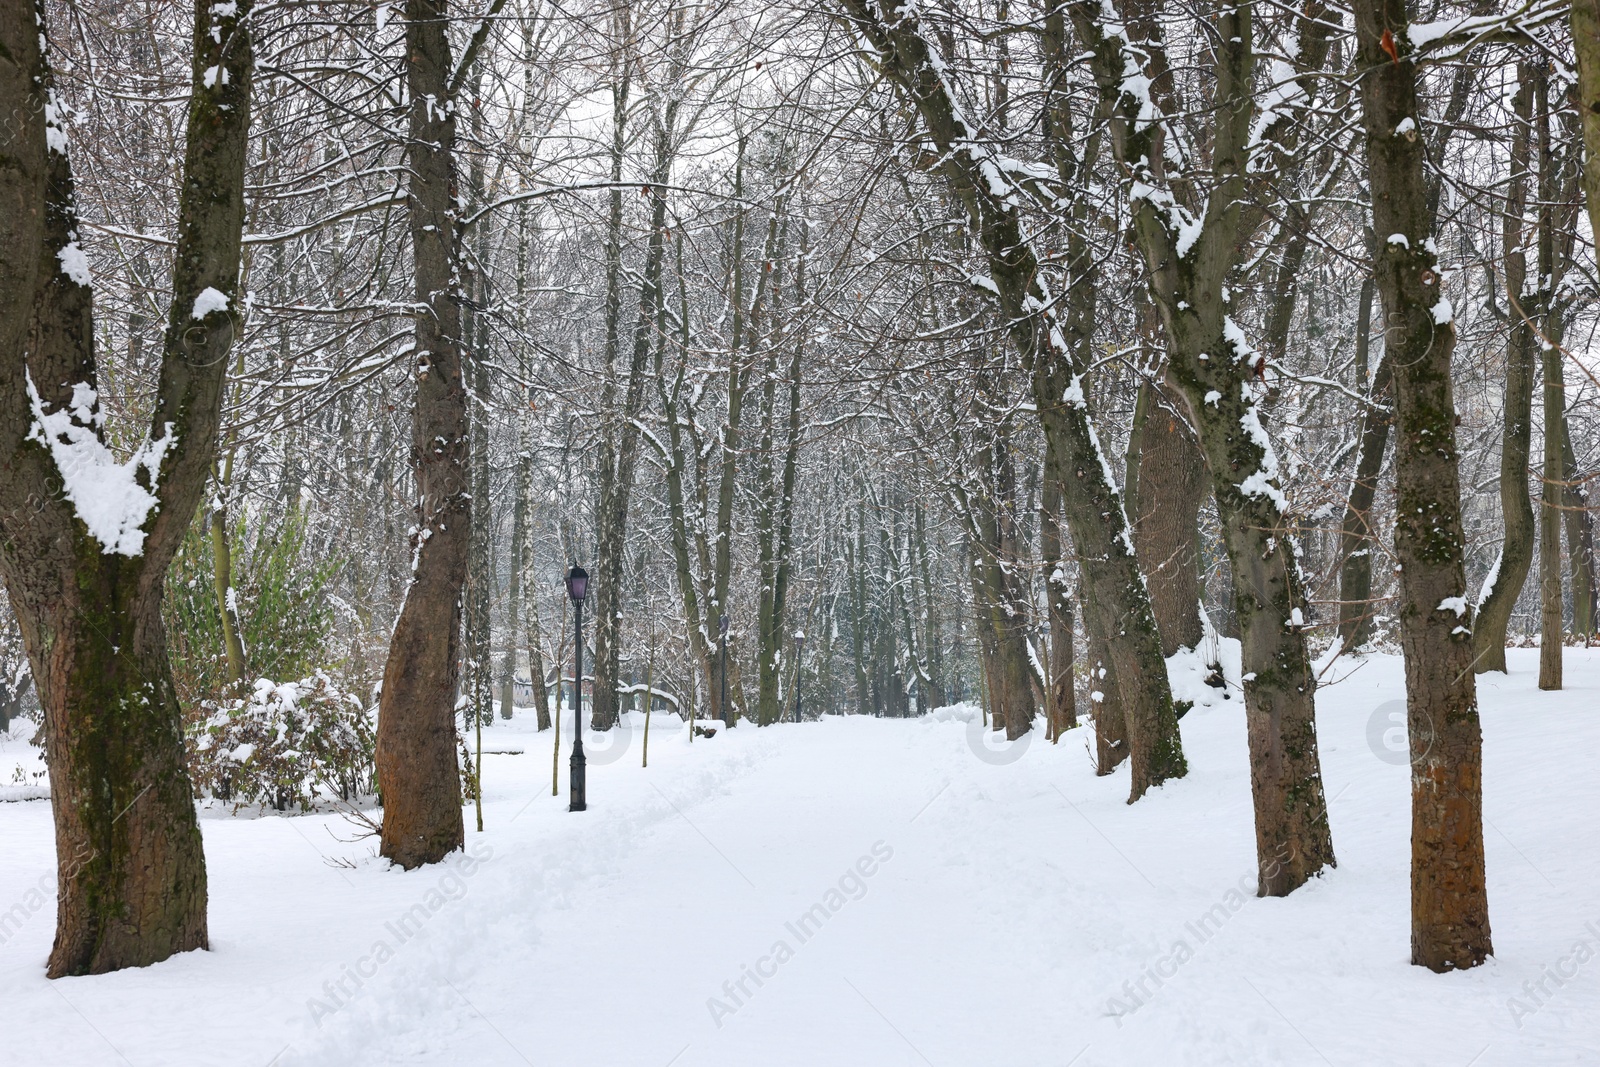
[1039,470,1075,738]
[1126,373,1206,656]
[1536,63,1564,692]
[755,213,804,726]
[1072,0,1334,888]
[210,457,247,685]
[965,425,1038,740]
[502,428,528,720]
[593,76,682,733]
[1563,427,1598,641]
[841,0,1187,797]
[1473,73,1537,674]
[1089,637,1127,774]
[375,0,468,869]
[0,0,254,975]
[1355,0,1491,970]
[1572,0,1600,258]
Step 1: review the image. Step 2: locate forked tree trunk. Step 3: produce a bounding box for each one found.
[0,0,253,975]
[1354,0,1491,970]
[1473,74,1537,674]
[375,0,468,869]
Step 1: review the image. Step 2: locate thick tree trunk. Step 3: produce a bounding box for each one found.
[0,0,253,975]
[1474,75,1537,674]
[376,0,468,869]
[965,428,1038,740]
[1355,0,1491,970]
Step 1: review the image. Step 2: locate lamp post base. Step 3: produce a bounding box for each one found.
[569,740,587,812]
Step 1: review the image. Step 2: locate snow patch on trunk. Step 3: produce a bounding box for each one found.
[26,375,173,556]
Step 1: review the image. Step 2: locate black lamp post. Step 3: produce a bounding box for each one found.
[793,631,806,723]
[719,614,729,726]
[566,564,588,812]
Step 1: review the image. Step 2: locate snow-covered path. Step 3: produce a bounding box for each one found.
[4,650,1600,1066]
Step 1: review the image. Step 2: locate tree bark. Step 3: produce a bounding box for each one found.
[0,0,253,975]
[963,422,1038,740]
[755,211,804,726]
[1563,428,1598,641]
[1535,62,1564,692]
[1126,373,1206,656]
[375,0,469,869]
[1572,0,1600,256]
[1089,637,1127,774]
[1354,0,1492,970]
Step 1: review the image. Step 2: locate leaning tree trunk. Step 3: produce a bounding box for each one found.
[375,0,468,869]
[839,0,1186,797]
[0,0,253,976]
[1473,73,1537,673]
[1354,0,1491,971]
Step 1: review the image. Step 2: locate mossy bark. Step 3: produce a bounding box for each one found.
[1354,0,1491,970]
[0,0,253,975]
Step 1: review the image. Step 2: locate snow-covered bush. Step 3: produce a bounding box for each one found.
[188,672,375,813]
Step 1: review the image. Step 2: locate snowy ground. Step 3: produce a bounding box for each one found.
[3,649,1599,1066]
